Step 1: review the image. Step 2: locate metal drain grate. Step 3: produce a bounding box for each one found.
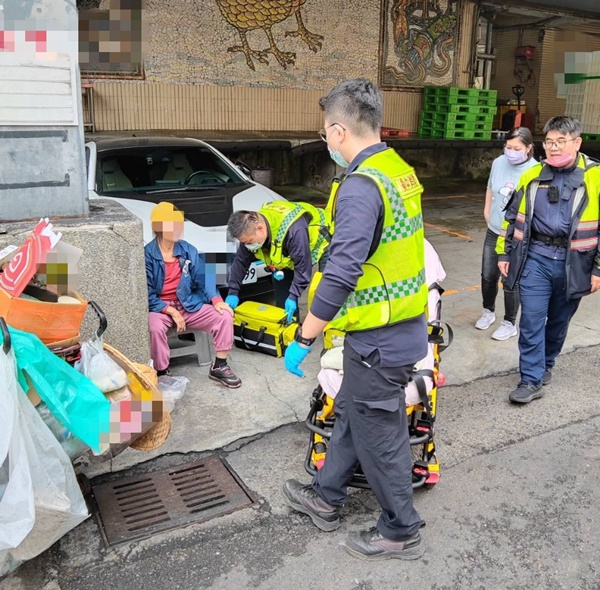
[91,456,253,546]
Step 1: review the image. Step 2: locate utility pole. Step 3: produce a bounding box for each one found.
[0,0,88,222]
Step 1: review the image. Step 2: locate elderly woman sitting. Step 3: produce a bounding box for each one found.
[145,202,241,389]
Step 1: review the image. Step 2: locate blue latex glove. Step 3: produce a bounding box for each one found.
[284,340,312,378]
[284,297,297,323]
[225,294,239,310]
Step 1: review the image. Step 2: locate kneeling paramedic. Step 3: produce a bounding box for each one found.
[225,202,328,322]
[282,78,429,561]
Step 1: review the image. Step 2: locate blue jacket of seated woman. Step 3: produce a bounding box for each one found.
[145,238,219,313]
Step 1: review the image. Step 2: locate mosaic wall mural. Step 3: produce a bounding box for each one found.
[379,0,461,89]
[135,0,380,89]
[215,0,324,71]
[80,0,467,91]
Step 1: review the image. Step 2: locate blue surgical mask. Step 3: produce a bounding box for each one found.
[328,147,349,168]
[504,148,528,166]
[244,241,263,252]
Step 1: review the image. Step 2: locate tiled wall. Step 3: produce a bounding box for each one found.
[87,0,476,132]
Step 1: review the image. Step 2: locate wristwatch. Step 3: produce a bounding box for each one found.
[295,326,316,347]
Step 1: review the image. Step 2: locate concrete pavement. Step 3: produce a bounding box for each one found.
[4,182,600,588]
[5,344,600,590]
[80,183,600,476]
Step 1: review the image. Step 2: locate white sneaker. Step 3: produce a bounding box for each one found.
[475,309,496,330]
[491,320,518,341]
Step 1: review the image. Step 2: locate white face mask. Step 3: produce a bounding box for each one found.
[244,241,263,252]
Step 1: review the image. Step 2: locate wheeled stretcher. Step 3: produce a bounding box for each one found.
[304,240,452,489]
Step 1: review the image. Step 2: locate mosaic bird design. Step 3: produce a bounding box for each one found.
[216,0,324,70]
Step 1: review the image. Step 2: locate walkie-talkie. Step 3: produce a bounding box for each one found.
[548,186,559,203]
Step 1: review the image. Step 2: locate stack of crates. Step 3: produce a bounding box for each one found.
[419,87,498,140]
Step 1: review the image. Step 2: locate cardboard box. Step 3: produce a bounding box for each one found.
[0,285,87,344]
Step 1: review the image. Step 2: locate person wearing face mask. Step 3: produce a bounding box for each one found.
[497,116,600,404]
[282,79,429,561]
[145,202,241,388]
[476,127,538,341]
[225,202,329,322]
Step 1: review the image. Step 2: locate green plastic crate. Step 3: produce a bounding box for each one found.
[424,86,498,99]
[424,86,478,98]
[431,104,497,115]
[418,122,445,137]
[448,95,485,106]
[475,105,498,114]
[424,95,497,108]
[420,111,448,122]
[475,89,498,100]
[444,121,492,131]
[446,112,495,123]
[582,133,600,141]
[444,129,492,140]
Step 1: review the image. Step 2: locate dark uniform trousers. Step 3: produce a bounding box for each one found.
[271,250,330,319]
[272,268,295,309]
[312,343,423,541]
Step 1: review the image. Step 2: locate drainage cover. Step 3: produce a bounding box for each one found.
[91,456,253,546]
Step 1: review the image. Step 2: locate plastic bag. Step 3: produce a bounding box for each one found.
[6,326,110,453]
[158,374,189,413]
[35,403,89,461]
[75,335,128,393]
[0,344,89,577]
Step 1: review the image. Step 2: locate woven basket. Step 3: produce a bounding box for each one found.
[129,408,172,452]
[103,344,172,451]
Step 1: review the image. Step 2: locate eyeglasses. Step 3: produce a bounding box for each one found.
[542,138,577,150]
[318,123,346,142]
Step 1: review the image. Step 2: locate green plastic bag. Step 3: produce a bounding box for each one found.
[1,327,110,453]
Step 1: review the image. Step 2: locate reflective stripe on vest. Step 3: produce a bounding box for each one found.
[275,204,305,243]
[257,201,328,269]
[497,155,600,256]
[310,208,328,264]
[325,148,428,332]
[340,268,426,313]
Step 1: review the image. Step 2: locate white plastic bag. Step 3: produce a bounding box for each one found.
[75,335,128,393]
[0,346,89,577]
[158,375,190,413]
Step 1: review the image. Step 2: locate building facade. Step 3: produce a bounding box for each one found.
[80,0,600,134]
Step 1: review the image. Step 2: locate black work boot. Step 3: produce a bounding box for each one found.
[509,381,544,404]
[344,527,424,561]
[282,479,340,532]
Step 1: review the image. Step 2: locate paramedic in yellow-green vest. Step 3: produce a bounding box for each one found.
[225,202,328,322]
[282,79,429,561]
[496,116,600,405]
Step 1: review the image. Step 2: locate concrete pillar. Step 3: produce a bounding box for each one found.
[0,199,151,363]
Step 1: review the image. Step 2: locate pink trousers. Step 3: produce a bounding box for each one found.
[149,302,234,371]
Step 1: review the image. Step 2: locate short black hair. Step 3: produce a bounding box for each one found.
[543,116,582,138]
[319,79,383,136]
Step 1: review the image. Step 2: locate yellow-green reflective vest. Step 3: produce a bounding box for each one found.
[255,201,328,270]
[496,154,600,256]
[325,148,428,332]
